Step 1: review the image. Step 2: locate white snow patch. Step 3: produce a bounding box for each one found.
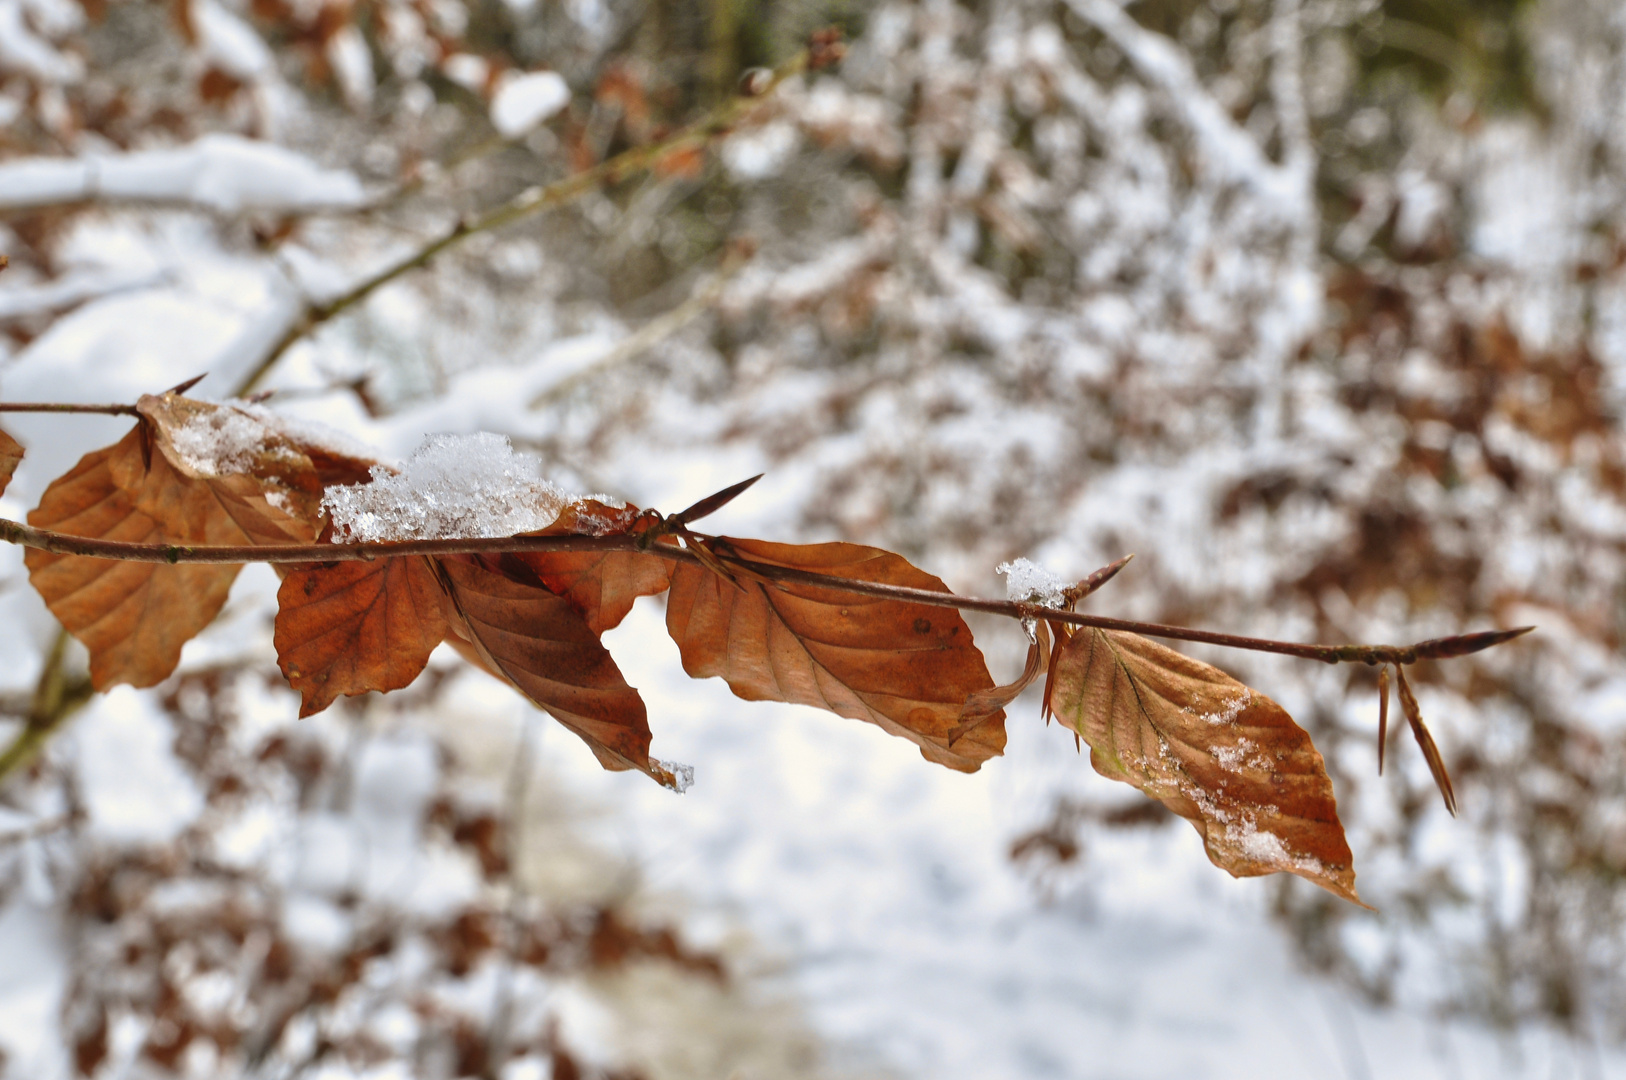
[654,758,694,793]
[324,433,575,541]
[165,405,285,476]
[489,69,570,138]
[997,557,1068,608]
[73,687,204,846]
[722,121,800,181]
[193,0,275,82]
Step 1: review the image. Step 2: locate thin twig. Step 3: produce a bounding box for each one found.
[237,50,810,394]
[0,402,141,416]
[0,516,1533,668]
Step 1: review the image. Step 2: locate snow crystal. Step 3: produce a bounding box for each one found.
[655,759,694,794]
[1212,737,1254,773]
[1227,816,1327,878]
[489,70,570,139]
[997,557,1068,608]
[324,433,575,542]
[166,405,287,476]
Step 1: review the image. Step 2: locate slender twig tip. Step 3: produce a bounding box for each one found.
[1412,625,1538,661]
[164,373,209,396]
[674,473,765,526]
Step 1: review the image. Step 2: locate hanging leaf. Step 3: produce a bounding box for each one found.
[515,500,672,634]
[0,427,21,498]
[435,553,660,781]
[27,424,313,689]
[1395,664,1456,815]
[665,537,1005,772]
[1046,626,1363,905]
[275,553,450,717]
[137,391,377,523]
[949,620,1051,746]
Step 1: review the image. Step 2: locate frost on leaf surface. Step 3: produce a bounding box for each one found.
[324,433,579,542]
[163,402,298,478]
[1046,626,1362,905]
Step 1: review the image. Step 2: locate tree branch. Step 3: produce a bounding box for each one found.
[236,49,811,395]
[0,516,1533,668]
[0,402,141,416]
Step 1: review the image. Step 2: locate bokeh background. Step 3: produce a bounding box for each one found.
[2,0,1626,1075]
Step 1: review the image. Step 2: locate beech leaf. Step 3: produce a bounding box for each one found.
[27,425,313,689]
[516,500,672,634]
[137,392,376,523]
[275,553,451,717]
[1046,626,1363,905]
[434,554,660,781]
[0,426,21,498]
[665,537,1005,772]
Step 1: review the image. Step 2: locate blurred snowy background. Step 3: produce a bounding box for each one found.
[4,0,1626,1075]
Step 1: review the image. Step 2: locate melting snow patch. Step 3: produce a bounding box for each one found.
[324,432,576,542]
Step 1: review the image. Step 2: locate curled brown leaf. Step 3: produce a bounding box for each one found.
[27,425,313,689]
[666,537,1005,772]
[950,620,1050,746]
[435,554,659,782]
[1046,627,1364,906]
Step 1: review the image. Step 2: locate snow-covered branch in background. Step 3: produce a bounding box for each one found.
[0,135,367,214]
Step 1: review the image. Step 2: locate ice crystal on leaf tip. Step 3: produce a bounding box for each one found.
[323,433,578,542]
[997,558,1068,608]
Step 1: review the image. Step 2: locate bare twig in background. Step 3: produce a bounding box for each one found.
[238,49,813,395]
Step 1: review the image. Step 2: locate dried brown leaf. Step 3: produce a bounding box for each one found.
[435,554,658,780]
[27,425,313,689]
[0,426,21,498]
[665,537,1005,772]
[1046,627,1363,905]
[1395,665,1456,815]
[515,500,671,635]
[950,620,1050,746]
[275,554,451,717]
[137,392,377,525]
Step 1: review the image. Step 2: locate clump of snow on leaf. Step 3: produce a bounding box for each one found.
[654,759,694,794]
[166,406,292,477]
[324,433,575,541]
[997,558,1068,608]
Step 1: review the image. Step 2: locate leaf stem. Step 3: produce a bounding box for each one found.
[236,49,811,394]
[0,516,1534,668]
